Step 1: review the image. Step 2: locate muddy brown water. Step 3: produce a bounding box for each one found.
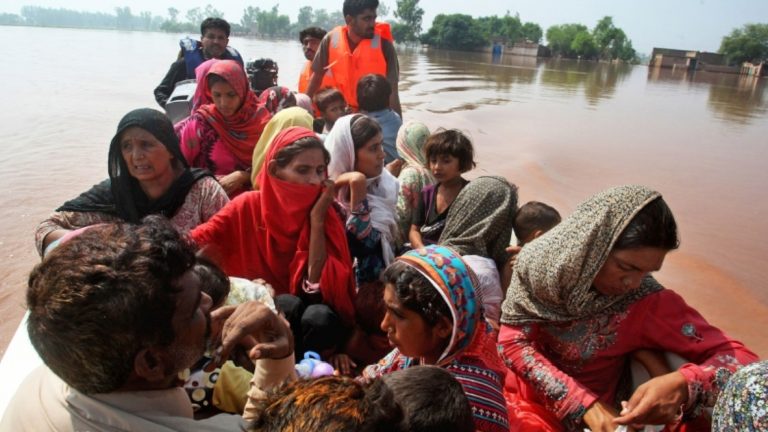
[1,26,766,359]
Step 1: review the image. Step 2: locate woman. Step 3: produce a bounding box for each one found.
[325,114,400,285]
[190,127,356,355]
[250,106,314,187]
[712,360,768,431]
[363,245,510,432]
[395,121,435,243]
[498,185,758,432]
[258,85,297,115]
[176,60,271,197]
[35,108,228,257]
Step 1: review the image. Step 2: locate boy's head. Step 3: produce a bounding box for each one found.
[513,201,561,246]
[193,257,230,309]
[423,129,476,173]
[357,74,391,112]
[314,88,348,126]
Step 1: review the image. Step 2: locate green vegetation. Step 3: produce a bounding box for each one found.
[546,17,636,62]
[719,23,768,65]
[391,0,424,43]
[421,12,541,50]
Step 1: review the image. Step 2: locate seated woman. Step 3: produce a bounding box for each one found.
[498,185,759,432]
[190,127,356,359]
[176,59,271,197]
[258,85,297,115]
[250,106,314,188]
[35,108,228,257]
[362,245,510,432]
[395,121,435,245]
[325,114,400,285]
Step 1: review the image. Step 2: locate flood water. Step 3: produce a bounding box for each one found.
[1,26,766,358]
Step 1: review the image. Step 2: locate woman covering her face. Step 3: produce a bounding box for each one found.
[176,59,271,197]
[35,108,228,257]
[363,245,510,432]
[497,185,758,432]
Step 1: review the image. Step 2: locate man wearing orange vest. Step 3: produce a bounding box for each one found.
[305,0,402,116]
[298,27,333,94]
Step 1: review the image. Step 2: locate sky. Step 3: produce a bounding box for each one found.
[3,0,767,54]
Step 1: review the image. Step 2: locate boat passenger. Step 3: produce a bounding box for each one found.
[258,85,297,116]
[250,107,314,188]
[362,245,510,432]
[357,73,402,165]
[394,121,434,242]
[190,127,356,358]
[35,108,228,257]
[297,26,333,94]
[176,60,271,198]
[498,185,759,431]
[154,17,243,108]
[712,360,768,431]
[314,88,348,134]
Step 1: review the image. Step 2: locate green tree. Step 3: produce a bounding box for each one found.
[591,16,635,61]
[202,4,224,19]
[571,30,598,59]
[186,7,202,26]
[167,7,179,22]
[241,6,259,33]
[394,0,424,42]
[115,7,133,30]
[719,23,768,64]
[297,6,313,29]
[521,22,542,43]
[546,23,588,57]
[421,14,485,50]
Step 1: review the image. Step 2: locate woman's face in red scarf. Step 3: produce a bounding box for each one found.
[271,148,328,185]
[210,80,242,118]
[354,132,385,178]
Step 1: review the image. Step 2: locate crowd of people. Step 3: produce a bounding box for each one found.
[5,0,764,431]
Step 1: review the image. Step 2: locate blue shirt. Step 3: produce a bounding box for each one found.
[365,109,402,164]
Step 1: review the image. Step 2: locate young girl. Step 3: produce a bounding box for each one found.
[409,129,475,249]
[363,245,509,432]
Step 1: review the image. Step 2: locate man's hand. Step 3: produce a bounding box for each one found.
[212,301,294,364]
[613,371,688,427]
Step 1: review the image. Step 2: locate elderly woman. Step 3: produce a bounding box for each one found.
[394,121,435,243]
[176,60,271,197]
[35,108,228,257]
[498,185,758,432]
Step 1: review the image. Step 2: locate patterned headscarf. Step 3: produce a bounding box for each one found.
[395,121,435,240]
[258,86,297,115]
[712,361,768,431]
[500,185,665,325]
[439,176,518,269]
[396,121,431,170]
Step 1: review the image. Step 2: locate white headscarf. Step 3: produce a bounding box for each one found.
[325,114,399,264]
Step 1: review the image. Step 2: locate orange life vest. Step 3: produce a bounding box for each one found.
[325,22,393,111]
[298,59,334,94]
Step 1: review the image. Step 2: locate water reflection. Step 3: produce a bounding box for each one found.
[647,68,767,124]
[539,59,631,107]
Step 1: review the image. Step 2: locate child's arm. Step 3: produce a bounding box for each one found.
[632,349,672,378]
[409,224,425,249]
[333,172,367,209]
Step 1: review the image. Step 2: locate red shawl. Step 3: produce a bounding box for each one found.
[191,127,356,325]
[196,60,271,164]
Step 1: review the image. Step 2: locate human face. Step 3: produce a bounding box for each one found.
[592,247,668,296]
[272,148,328,185]
[302,36,321,61]
[380,284,450,362]
[120,126,175,184]
[429,154,462,183]
[201,28,228,59]
[346,9,377,39]
[210,81,242,118]
[354,132,385,178]
[323,100,348,127]
[167,270,213,374]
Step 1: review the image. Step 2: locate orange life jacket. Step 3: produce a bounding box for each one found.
[325,22,393,111]
[298,59,334,94]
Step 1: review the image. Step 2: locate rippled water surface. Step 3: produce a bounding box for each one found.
[1,26,766,357]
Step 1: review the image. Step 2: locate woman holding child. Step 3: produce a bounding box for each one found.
[176,59,271,197]
[35,108,228,257]
[498,185,758,431]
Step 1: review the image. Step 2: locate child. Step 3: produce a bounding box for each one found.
[501,201,561,289]
[313,87,347,134]
[357,73,402,164]
[409,129,475,249]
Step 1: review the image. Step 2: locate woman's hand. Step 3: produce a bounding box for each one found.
[583,401,623,432]
[310,180,335,226]
[386,159,404,177]
[218,170,250,196]
[212,301,294,364]
[613,371,688,427]
[334,172,367,208]
[329,353,357,376]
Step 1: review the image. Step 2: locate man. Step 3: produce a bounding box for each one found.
[154,17,244,108]
[1,217,295,431]
[305,0,402,116]
[297,26,332,94]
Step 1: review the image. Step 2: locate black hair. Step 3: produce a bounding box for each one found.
[300,26,327,43]
[194,257,230,308]
[246,58,279,92]
[273,136,330,168]
[357,74,391,112]
[513,201,562,246]
[350,114,382,151]
[343,0,379,17]
[206,73,228,89]
[423,129,476,172]
[381,261,451,326]
[381,366,474,432]
[201,17,231,37]
[614,197,680,250]
[314,88,347,112]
